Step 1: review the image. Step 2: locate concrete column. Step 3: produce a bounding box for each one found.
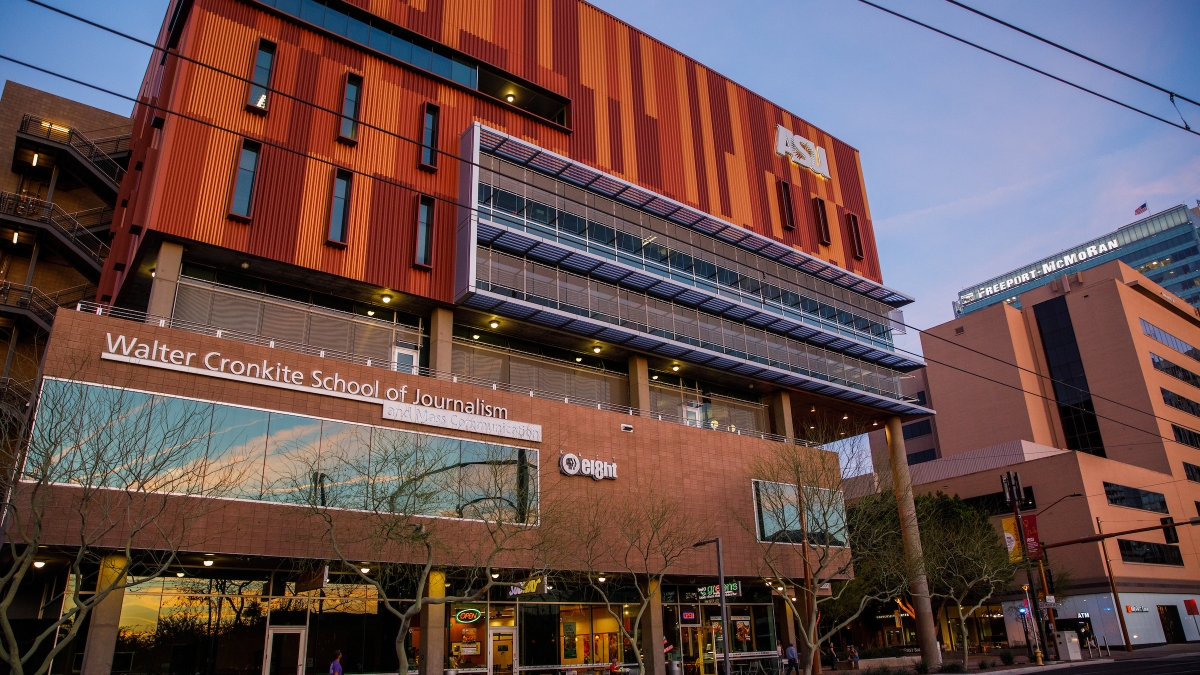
[639,580,666,675]
[628,355,650,412]
[883,417,940,669]
[146,241,184,317]
[428,307,454,375]
[79,553,127,675]
[767,391,794,440]
[419,570,446,675]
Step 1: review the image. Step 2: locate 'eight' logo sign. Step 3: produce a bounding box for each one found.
[559,453,617,481]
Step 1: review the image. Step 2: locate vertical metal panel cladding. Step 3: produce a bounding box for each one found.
[123,0,888,309]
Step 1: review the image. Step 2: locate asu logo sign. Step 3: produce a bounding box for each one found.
[775,125,831,179]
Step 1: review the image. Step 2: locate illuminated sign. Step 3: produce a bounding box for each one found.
[697,581,741,601]
[774,125,830,179]
[455,608,483,623]
[958,238,1121,308]
[681,611,696,621]
[1125,605,1149,613]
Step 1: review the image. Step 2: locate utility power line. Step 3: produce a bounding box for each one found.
[942,0,1198,119]
[852,0,1199,137]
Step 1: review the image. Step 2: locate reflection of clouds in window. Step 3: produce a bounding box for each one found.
[38,381,538,523]
[753,480,846,546]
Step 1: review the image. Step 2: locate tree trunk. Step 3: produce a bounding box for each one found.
[957,604,969,670]
[397,616,412,675]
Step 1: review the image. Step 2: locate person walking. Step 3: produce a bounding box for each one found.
[330,650,343,675]
[783,644,798,675]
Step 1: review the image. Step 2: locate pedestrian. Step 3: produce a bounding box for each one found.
[848,645,859,669]
[330,650,343,675]
[609,658,621,674]
[783,643,798,675]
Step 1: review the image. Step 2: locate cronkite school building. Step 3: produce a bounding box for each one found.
[0,1,935,675]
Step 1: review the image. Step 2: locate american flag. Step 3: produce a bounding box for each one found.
[1135,203,1148,215]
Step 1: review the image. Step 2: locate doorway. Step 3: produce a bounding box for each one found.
[1157,605,1187,644]
[489,627,516,675]
[263,627,307,675]
[393,346,419,374]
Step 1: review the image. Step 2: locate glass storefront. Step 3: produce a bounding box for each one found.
[57,572,414,675]
[661,586,777,675]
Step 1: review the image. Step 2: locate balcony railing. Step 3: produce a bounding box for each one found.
[68,205,114,230]
[0,192,110,264]
[20,114,130,186]
[74,302,821,448]
[0,377,34,423]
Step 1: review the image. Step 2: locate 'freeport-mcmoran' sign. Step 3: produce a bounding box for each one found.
[960,238,1121,307]
[99,333,542,442]
[774,125,831,179]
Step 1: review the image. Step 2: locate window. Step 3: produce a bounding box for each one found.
[752,480,846,546]
[1104,482,1168,513]
[1163,388,1200,417]
[419,102,439,169]
[902,419,932,440]
[1185,461,1200,482]
[338,74,362,141]
[414,195,434,267]
[1141,319,1200,363]
[1162,517,1179,544]
[811,197,831,246]
[907,448,937,465]
[846,213,865,260]
[775,179,795,230]
[1151,353,1200,389]
[246,40,276,112]
[229,140,261,220]
[327,170,352,244]
[1033,296,1105,456]
[1117,539,1184,566]
[392,345,419,375]
[1174,424,1200,450]
[914,390,928,406]
[963,486,1035,516]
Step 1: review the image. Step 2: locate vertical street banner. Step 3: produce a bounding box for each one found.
[1021,514,1043,561]
[1002,517,1023,562]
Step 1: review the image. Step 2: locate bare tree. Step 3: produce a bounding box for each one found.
[920,494,1013,668]
[744,415,910,675]
[0,366,241,675]
[278,425,557,675]
[563,481,709,675]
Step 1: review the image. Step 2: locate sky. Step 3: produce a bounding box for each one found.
[1,0,1198,350]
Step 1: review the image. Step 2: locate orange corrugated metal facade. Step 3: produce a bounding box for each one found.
[103,0,883,305]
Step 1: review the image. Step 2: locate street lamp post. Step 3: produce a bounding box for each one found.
[694,538,731,675]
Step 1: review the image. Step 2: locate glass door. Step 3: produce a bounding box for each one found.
[489,627,516,675]
[263,627,307,675]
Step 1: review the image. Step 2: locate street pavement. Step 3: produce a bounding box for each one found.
[1021,644,1200,675]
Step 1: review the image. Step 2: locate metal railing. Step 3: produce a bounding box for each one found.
[0,192,110,264]
[19,114,131,186]
[74,302,822,448]
[0,377,34,423]
[0,283,62,327]
[68,205,114,230]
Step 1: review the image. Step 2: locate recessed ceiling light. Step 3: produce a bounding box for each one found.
[240,262,249,269]
[360,567,371,574]
[367,310,375,316]
[491,573,500,579]
[176,572,185,577]
[842,413,849,420]
[381,295,392,304]
[576,357,582,362]
[592,346,601,353]
[651,375,659,380]
[33,561,45,569]
[489,320,499,329]
[506,94,515,103]
[203,560,214,567]
[672,365,679,372]
[472,334,480,340]
[11,232,17,244]
[598,576,606,583]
